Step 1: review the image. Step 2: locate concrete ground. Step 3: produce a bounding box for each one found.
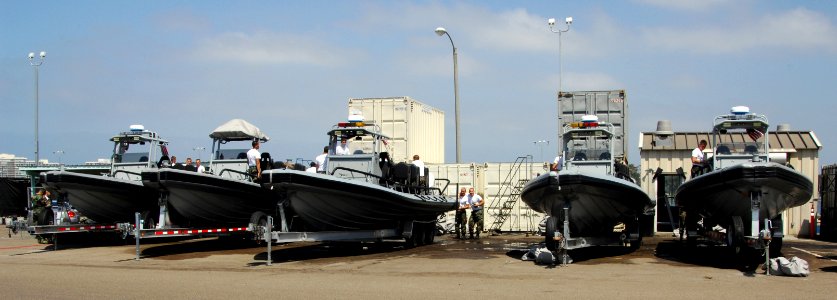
[1,231,835,299]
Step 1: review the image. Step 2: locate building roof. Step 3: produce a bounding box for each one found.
[639,131,822,151]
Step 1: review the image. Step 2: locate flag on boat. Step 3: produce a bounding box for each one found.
[746,128,764,141]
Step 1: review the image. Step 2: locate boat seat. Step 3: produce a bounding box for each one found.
[237,152,247,159]
[139,156,149,162]
[744,145,758,154]
[392,162,411,192]
[353,150,365,154]
[716,145,731,155]
[260,152,273,171]
[599,152,611,160]
[573,152,587,161]
[378,152,393,184]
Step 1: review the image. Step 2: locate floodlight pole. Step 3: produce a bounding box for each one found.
[28,51,46,165]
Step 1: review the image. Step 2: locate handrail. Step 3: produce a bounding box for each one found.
[112,170,141,178]
[218,168,252,181]
[331,166,447,197]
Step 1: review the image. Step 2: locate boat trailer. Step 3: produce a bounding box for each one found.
[545,206,642,266]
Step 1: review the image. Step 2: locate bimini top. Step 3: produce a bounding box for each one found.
[209,119,270,142]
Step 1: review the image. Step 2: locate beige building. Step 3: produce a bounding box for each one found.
[638,130,822,237]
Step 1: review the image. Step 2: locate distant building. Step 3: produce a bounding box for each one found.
[0,154,33,178]
[638,130,822,237]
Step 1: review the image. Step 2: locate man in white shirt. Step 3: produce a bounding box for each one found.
[455,187,470,239]
[305,162,317,173]
[691,140,707,178]
[467,188,485,239]
[195,159,206,173]
[247,140,261,180]
[551,155,563,171]
[315,146,328,173]
[335,140,350,155]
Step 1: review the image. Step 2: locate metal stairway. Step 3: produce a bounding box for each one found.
[488,156,532,232]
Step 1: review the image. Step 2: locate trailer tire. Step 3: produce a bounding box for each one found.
[545,216,558,251]
[423,222,436,245]
[250,211,268,229]
[728,216,744,255]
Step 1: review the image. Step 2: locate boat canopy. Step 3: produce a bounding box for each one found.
[209,119,270,142]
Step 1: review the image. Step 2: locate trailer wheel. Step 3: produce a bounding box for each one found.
[684,210,698,247]
[545,216,558,251]
[423,222,436,245]
[415,223,427,246]
[728,216,744,255]
[250,211,268,228]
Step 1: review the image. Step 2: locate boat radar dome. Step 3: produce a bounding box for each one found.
[581,115,599,122]
[129,124,145,132]
[731,106,750,115]
[348,113,364,123]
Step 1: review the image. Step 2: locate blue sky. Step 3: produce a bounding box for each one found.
[2,0,835,166]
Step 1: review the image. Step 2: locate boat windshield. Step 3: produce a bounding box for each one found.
[715,142,762,156]
[112,141,155,164]
[566,137,611,161]
[214,149,249,160]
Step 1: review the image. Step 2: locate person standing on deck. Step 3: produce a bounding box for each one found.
[691,140,708,178]
[247,140,262,180]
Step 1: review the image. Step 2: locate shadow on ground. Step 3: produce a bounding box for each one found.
[250,241,410,265]
[654,238,763,275]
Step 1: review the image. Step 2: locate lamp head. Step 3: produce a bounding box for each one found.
[28,52,35,60]
[548,18,556,26]
[434,27,447,36]
[565,17,573,25]
[40,51,46,58]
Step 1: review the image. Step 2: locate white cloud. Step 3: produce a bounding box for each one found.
[635,0,732,11]
[192,31,359,66]
[641,8,837,54]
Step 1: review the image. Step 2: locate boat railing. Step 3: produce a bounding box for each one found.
[331,166,447,196]
[217,168,253,182]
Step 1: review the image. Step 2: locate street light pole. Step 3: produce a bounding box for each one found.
[28,51,46,165]
[435,27,461,163]
[548,17,572,98]
[53,150,64,165]
[549,17,572,156]
[193,147,206,160]
[533,140,549,163]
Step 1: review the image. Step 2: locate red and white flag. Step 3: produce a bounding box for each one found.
[746,128,764,141]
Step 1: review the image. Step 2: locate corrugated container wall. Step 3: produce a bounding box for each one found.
[348,97,445,164]
[559,90,629,160]
[429,162,548,233]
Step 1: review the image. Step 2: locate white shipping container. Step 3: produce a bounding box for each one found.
[430,162,545,233]
[348,97,445,164]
